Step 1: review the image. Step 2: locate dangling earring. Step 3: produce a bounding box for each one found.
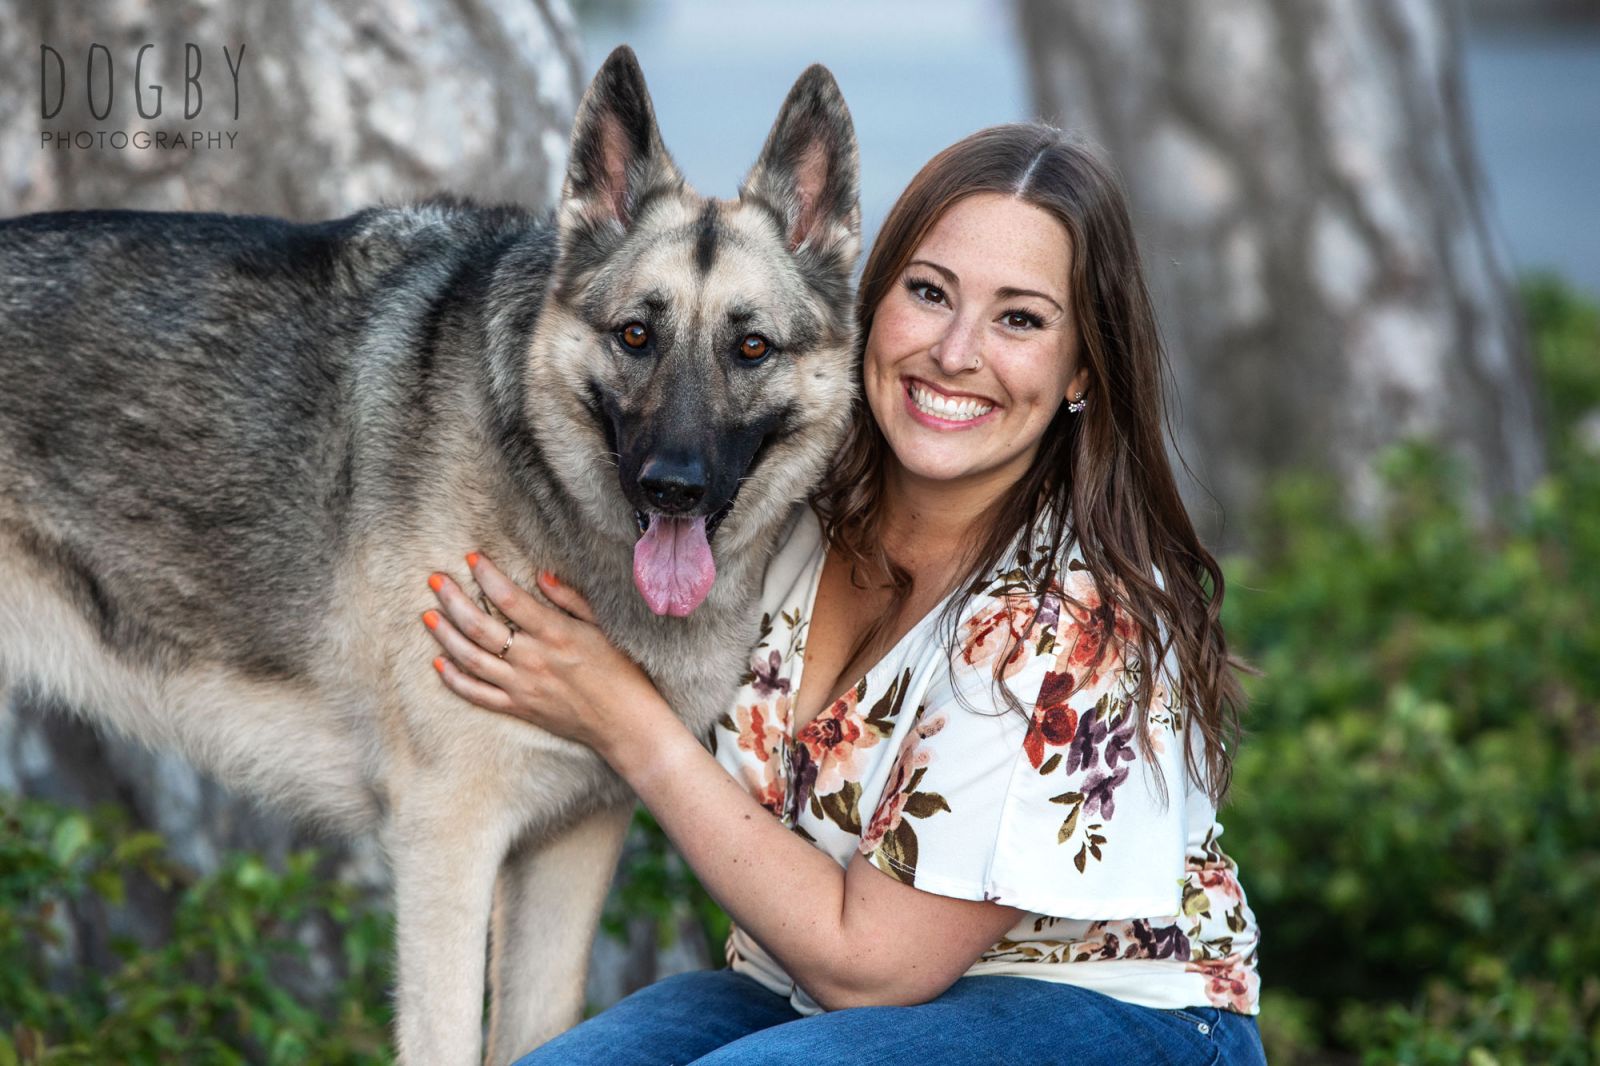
[1067,392,1087,414]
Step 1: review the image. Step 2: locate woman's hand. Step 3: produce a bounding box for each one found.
[421,552,663,757]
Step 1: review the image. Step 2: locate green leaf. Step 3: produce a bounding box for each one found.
[90,867,126,906]
[235,857,269,890]
[111,830,166,864]
[227,902,257,947]
[49,813,92,867]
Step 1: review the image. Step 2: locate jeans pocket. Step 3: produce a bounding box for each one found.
[1165,1005,1222,1033]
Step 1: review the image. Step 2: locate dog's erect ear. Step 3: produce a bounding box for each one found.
[740,65,860,258]
[562,45,681,231]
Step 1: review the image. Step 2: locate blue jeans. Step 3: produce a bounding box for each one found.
[513,969,1267,1065]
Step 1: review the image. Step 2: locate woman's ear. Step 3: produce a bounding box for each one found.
[1066,365,1091,404]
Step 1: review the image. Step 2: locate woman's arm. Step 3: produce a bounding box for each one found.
[423,553,1024,1010]
[601,702,1022,1009]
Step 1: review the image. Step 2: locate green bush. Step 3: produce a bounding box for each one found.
[603,808,730,955]
[0,798,392,1064]
[1337,975,1600,1066]
[1229,278,1600,1062]
[1522,274,1600,451]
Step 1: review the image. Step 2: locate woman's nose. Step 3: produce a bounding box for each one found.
[931,313,984,374]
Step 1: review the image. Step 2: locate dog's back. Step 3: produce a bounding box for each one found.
[0,205,549,672]
[0,202,551,826]
[2,210,369,675]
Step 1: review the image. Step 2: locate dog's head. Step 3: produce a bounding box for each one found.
[528,46,860,618]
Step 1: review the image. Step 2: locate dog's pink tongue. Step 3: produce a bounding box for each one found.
[633,515,715,617]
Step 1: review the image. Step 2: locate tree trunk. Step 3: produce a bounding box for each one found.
[1,0,582,218]
[1017,0,1546,543]
[0,0,583,1015]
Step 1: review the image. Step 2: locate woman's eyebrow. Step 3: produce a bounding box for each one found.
[908,259,1064,312]
[996,285,1063,312]
[908,258,957,284]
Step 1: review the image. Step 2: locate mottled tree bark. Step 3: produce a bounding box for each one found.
[1,0,582,217]
[1018,0,1546,542]
[0,0,584,1014]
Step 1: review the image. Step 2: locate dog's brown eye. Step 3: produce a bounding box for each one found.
[739,334,770,361]
[620,322,650,349]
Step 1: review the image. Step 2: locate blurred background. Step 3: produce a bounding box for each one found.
[2,0,1596,1062]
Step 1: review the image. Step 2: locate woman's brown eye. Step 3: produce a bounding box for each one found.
[620,322,650,349]
[739,334,770,361]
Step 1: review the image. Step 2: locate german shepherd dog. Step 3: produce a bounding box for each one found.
[0,46,859,1064]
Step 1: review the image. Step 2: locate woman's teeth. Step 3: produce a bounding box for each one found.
[909,382,994,422]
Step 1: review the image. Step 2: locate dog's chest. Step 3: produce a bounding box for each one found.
[653,644,748,734]
[607,597,759,739]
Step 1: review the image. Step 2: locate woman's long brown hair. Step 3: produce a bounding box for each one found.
[811,123,1246,805]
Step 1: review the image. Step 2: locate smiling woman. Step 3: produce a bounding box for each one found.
[426,122,1266,1065]
[815,127,1244,805]
[866,193,1086,492]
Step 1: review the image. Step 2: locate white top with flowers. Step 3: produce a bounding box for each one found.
[709,505,1260,1017]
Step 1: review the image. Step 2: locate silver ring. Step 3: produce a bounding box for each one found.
[497,625,517,660]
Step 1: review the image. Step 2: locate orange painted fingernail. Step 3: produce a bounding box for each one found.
[422,610,440,630]
[432,656,446,673]
[540,570,558,586]
[466,551,481,568]
[428,573,444,593]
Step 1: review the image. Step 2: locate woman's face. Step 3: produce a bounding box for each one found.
[863,192,1088,497]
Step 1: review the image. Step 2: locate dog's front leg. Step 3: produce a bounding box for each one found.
[388,788,519,1066]
[484,801,633,1065]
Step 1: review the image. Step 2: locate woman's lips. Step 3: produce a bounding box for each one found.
[902,377,1000,430]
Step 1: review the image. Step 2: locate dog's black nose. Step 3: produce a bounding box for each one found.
[639,456,707,514]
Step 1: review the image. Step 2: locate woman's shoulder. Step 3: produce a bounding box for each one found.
[946,526,1151,701]
[750,502,825,623]
[770,502,823,570]
[951,525,1114,636]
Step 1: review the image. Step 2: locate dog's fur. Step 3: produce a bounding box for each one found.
[0,47,859,1064]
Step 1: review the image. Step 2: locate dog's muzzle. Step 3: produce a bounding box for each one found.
[627,454,748,619]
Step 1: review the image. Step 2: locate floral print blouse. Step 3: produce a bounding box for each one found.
[710,506,1261,1017]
